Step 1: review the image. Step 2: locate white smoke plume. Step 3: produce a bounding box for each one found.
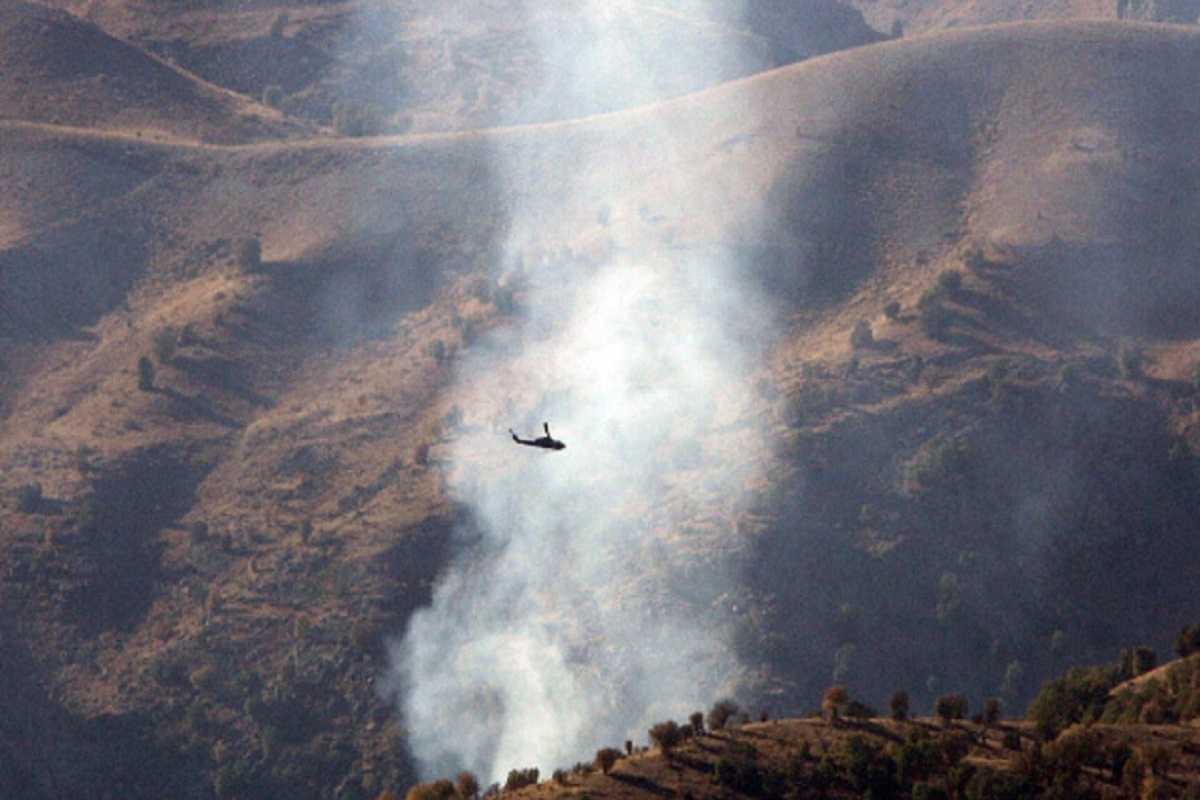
[391,0,773,785]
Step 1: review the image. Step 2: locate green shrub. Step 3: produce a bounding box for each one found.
[1026,665,1117,739]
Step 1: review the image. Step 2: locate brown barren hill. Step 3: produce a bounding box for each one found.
[0,1,309,143]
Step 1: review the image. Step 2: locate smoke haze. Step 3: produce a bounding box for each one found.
[391,0,774,783]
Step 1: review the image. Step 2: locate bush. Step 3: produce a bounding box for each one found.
[406,780,455,800]
[917,291,952,339]
[884,300,902,320]
[842,735,899,796]
[845,699,876,722]
[1026,665,1117,739]
[897,734,941,784]
[1176,624,1200,658]
[850,319,874,349]
[594,747,622,775]
[503,768,538,792]
[648,720,682,757]
[934,694,968,726]
[822,685,848,721]
[714,741,763,795]
[983,697,1002,727]
[137,355,156,391]
[262,84,284,108]
[14,482,43,513]
[151,327,178,362]
[233,237,262,271]
[1118,646,1157,678]
[937,268,964,295]
[709,698,740,731]
[891,690,910,721]
[333,100,385,137]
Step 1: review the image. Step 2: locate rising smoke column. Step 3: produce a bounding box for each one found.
[392,0,772,784]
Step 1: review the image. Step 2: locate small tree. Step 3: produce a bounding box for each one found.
[649,720,682,759]
[934,694,968,726]
[455,771,479,799]
[1175,624,1200,658]
[406,780,454,800]
[890,691,910,722]
[845,699,875,722]
[708,698,740,731]
[152,327,178,362]
[936,268,963,296]
[689,710,705,736]
[503,769,538,792]
[137,355,156,391]
[262,84,284,108]
[983,697,1002,728]
[850,319,874,349]
[233,236,262,272]
[595,747,622,775]
[822,685,849,722]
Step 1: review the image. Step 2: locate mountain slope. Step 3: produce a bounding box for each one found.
[0,1,309,143]
[2,17,1200,799]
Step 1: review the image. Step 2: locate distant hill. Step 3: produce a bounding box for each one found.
[0,1,309,142]
[36,0,886,133]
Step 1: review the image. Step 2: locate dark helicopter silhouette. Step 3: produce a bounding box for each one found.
[509,422,566,450]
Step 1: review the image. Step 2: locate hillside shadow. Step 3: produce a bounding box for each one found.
[610,771,672,796]
[0,217,148,342]
[170,353,271,407]
[158,386,240,427]
[63,447,213,636]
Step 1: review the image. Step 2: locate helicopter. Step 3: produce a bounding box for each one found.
[509,422,566,450]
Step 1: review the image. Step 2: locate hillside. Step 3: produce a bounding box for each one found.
[0,1,309,143]
[489,714,1200,800]
[3,9,1200,799]
[37,0,886,134]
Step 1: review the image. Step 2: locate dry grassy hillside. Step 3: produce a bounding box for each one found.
[0,1,309,143]
[3,12,1200,799]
